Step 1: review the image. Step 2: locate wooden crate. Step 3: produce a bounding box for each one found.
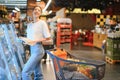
[105,56,120,64]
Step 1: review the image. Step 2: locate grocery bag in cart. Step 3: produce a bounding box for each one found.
[45,48,106,80]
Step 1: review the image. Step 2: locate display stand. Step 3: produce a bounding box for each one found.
[106,34,120,64]
[93,33,107,49]
[9,23,26,63]
[56,18,72,49]
[0,42,13,80]
[0,25,19,80]
[0,23,25,80]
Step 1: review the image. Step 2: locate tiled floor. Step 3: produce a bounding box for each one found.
[42,61,56,80]
[42,41,120,80]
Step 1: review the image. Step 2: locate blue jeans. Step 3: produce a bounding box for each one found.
[22,43,44,80]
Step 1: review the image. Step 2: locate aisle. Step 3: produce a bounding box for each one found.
[42,61,56,80]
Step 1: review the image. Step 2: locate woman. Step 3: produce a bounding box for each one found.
[21,6,51,80]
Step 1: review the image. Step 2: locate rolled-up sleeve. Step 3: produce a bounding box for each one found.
[42,21,51,38]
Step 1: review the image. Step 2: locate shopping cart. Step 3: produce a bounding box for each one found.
[45,48,106,80]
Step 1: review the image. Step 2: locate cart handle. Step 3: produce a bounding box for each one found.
[45,50,105,67]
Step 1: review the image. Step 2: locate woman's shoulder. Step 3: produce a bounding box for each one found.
[27,22,33,27]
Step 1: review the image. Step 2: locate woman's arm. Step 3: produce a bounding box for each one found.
[29,37,52,45]
[34,37,51,43]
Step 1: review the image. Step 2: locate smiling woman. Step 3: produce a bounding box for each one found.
[21,5,52,80]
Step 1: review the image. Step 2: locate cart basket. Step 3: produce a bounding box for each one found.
[45,48,106,80]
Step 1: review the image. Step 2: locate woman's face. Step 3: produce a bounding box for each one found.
[33,6,42,18]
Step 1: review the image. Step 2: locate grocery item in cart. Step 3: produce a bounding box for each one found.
[46,49,106,80]
[50,48,67,71]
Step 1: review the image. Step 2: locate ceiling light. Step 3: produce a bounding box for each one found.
[48,10,52,14]
[36,0,41,1]
[15,7,20,11]
[2,3,26,6]
[12,10,17,13]
[42,0,52,13]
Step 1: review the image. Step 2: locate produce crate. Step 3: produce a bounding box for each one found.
[106,47,120,56]
[46,48,106,80]
[106,55,120,64]
[106,54,120,60]
[106,38,120,49]
[106,38,120,57]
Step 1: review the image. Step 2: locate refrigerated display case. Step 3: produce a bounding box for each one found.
[2,23,25,66]
[0,23,25,80]
[9,23,26,63]
[0,41,16,80]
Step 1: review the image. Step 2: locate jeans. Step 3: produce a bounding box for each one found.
[22,43,44,80]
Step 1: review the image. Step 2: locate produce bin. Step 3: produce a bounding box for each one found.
[45,48,106,80]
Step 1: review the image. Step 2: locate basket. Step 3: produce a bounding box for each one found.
[46,49,106,80]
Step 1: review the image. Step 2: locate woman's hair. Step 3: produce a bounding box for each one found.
[33,6,42,13]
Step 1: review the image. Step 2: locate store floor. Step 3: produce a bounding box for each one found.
[42,41,120,80]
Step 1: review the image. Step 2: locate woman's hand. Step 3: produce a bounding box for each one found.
[19,37,36,46]
[26,41,36,46]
